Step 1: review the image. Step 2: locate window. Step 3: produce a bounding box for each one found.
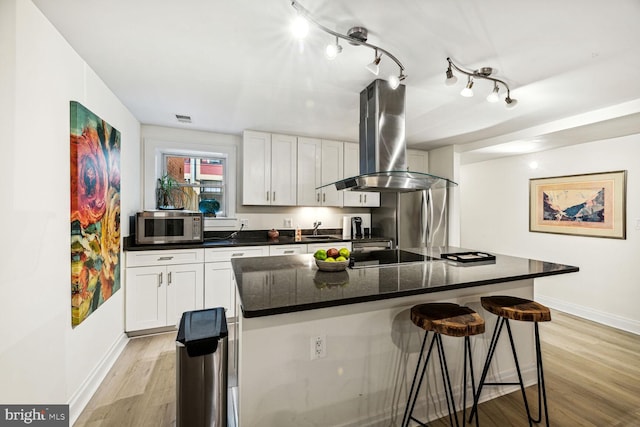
[143,135,238,228]
[163,154,227,217]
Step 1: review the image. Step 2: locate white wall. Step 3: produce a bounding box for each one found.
[0,0,140,419]
[460,136,640,334]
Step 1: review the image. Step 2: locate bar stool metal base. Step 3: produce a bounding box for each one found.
[469,317,549,426]
[401,331,479,427]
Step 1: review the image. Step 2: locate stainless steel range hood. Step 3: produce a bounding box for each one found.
[325,79,457,193]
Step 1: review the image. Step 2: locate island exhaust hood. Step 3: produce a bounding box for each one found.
[325,79,457,193]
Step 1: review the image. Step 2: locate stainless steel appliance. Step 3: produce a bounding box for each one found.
[372,188,448,249]
[351,239,393,253]
[349,249,435,269]
[135,210,203,245]
[351,216,363,239]
[330,79,456,193]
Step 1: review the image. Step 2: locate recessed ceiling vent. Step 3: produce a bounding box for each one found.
[175,114,192,123]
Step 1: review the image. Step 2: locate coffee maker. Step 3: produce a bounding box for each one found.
[351,216,363,239]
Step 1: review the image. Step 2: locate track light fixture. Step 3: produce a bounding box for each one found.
[445,57,518,109]
[325,36,342,60]
[365,49,382,75]
[291,1,407,89]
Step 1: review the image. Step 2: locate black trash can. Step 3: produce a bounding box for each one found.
[176,307,228,427]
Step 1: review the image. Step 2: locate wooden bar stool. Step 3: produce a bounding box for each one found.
[469,296,551,426]
[401,303,485,427]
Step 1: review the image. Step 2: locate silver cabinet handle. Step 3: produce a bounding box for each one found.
[284,250,294,254]
[273,191,276,201]
[364,194,367,203]
[158,256,173,261]
[168,271,172,285]
[232,253,245,257]
[316,193,320,202]
[359,194,362,203]
[158,272,163,287]
[266,191,269,201]
[323,193,326,203]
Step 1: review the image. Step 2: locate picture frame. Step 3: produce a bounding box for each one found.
[529,170,626,239]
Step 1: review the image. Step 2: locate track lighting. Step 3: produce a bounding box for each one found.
[460,77,474,97]
[445,65,458,86]
[365,49,382,75]
[486,83,500,103]
[325,37,342,60]
[291,15,309,39]
[388,71,406,89]
[291,1,406,89]
[445,57,518,109]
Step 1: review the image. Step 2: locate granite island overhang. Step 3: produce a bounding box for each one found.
[231,246,579,318]
[231,247,579,426]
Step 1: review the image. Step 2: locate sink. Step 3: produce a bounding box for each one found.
[302,235,341,241]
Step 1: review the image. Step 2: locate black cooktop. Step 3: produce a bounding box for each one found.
[349,249,433,268]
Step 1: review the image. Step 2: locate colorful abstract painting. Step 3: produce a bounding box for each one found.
[70,101,121,327]
[529,171,626,239]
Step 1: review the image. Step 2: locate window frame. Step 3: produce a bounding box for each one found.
[143,137,238,229]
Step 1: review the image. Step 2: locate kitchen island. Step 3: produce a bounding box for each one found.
[232,247,578,426]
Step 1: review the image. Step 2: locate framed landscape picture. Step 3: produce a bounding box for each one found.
[529,170,626,239]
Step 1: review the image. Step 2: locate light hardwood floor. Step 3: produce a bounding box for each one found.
[73,311,640,426]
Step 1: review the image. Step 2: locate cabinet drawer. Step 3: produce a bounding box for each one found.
[205,246,268,262]
[269,245,306,256]
[126,248,204,267]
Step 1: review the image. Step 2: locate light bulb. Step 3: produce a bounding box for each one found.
[487,85,500,103]
[325,43,340,60]
[505,96,518,109]
[445,68,458,86]
[460,77,473,97]
[291,15,309,39]
[389,75,400,89]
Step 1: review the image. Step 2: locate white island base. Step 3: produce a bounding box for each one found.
[237,279,537,427]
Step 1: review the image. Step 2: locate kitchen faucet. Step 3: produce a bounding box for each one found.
[313,221,322,236]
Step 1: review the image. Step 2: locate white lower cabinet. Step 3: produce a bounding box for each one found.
[269,245,306,256]
[204,246,269,318]
[125,249,204,332]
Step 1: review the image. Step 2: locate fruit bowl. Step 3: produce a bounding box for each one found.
[315,259,349,272]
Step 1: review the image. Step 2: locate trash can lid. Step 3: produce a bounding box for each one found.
[177,307,228,357]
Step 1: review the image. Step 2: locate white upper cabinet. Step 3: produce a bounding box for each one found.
[320,140,344,207]
[297,137,322,206]
[407,149,429,174]
[343,142,380,207]
[297,138,343,207]
[243,131,297,206]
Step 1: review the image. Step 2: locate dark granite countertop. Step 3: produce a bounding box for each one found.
[231,246,579,318]
[123,232,393,251]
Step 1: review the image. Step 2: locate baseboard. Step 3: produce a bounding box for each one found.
[68,332,129,425]
[536,295,640,335]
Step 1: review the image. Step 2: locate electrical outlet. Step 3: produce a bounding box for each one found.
[284,218,293,228]
[240,219,249,227]
[310,335,326,360]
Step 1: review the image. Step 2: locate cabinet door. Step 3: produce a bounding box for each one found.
[204,261,234,317]
[306,242,352,254]
[297,137,322,206]
[270,134,297,206]
[243,130,271,205]
[269,245,306,256]
[125,265,167,332]
[166,263,204,327]
[343,142,379,207]
[320,140,343,207]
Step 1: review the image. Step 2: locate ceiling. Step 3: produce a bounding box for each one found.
[33,0,640,163]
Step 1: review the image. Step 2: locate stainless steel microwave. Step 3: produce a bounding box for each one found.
[135,210,203,245]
